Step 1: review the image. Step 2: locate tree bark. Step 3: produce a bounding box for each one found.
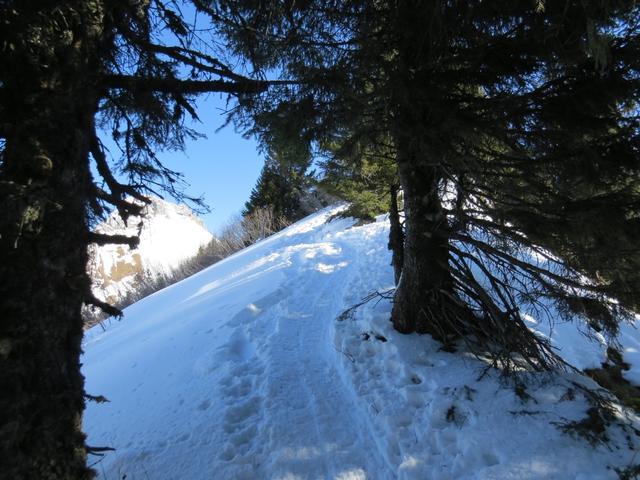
[387,184,404,286]
[0,2,104,478]
[389,1,468,338]
[390,137,458,336]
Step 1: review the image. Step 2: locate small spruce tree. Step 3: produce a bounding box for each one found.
[244,127,312,222]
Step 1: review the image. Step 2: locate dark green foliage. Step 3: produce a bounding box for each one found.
[244,162,300,219]
[0,1,271,477]
[213,0,640,371]
[242,106,315,222]
[244,140,312,222]
[320,150,396,221]
[317,130,398,222]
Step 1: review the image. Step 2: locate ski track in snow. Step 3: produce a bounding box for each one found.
[83,206,640,480]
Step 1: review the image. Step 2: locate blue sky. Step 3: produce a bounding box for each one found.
[100,92,265,235]
[159,93,264,234]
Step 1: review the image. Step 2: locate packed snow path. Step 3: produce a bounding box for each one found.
[83,206,640,479]
[212,234,389,478]
[84,208,393,479]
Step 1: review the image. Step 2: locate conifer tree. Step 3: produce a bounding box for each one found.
[244,129,312,222]
[320,135,397,221]
[213,0,640,369]
[244,161,299,220]
[0,1,279,477]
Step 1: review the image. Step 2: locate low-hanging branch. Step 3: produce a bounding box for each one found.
[88,232,140,249]
[102,74,267,94]
[447,252,563,371]
[84,294,124,319]
[450,232,608,295]
[93,186,145,219]
[100,74,303,95]
[447,210,564,266]
[90,130,150,212]
[132,40,249,84]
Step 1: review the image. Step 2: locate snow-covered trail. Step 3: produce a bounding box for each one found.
[83,207,395,479]
[212,229,392,479]
[83,205,640,480]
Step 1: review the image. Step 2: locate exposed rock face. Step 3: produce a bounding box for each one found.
[88,197,213,305]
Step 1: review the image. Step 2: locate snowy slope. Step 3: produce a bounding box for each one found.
[88,197,213,304]
[83,206,640,480]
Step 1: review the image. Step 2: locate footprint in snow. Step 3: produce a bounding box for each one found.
[216,329,267,466]
[225,330,256,363]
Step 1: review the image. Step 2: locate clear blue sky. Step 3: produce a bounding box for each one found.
[159,93,264,234]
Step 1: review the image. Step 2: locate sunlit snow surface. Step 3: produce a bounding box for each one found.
[83,206,640,479]
[89,196,213,304]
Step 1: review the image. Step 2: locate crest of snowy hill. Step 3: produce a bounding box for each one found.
[83,206,640,480]
[88,196,213,305]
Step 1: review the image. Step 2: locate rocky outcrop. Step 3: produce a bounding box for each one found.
[88,197,213,305]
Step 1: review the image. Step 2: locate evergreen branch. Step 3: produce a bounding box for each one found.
[88,232,140,249]
[101,75,297,94]
[136,42,249,83]
[93,186,145,219]
[89,130,150,213]
[84,393,110,403]
[84,295,123,319]
[451,233,602,294]
[85,445,116,456]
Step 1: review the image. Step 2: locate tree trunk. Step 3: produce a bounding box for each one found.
[0,3,105,478]
[390,136,460,336]
[389,1,469,338]
[388,184,404,286]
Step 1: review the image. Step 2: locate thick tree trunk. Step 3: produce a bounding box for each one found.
[0,3,104,478]
[389,1,469,338]
[390,137,460,336]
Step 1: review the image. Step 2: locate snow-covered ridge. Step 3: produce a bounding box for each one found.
[88,196,213,305]
[83,206,640,479]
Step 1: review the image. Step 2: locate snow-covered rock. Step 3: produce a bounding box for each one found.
[88,196,213,305]
[83,206,640,479]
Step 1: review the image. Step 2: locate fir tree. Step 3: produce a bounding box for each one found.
[0,2,278,476]
[320,135,397,221]
[244,130,312,222]
[244,161,300,220]
[213,0,640,369]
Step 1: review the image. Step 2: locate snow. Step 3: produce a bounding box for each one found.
[522,313,608,371]
[83,206,640,479]
[619,319,640,384]
[88,196,213,303]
